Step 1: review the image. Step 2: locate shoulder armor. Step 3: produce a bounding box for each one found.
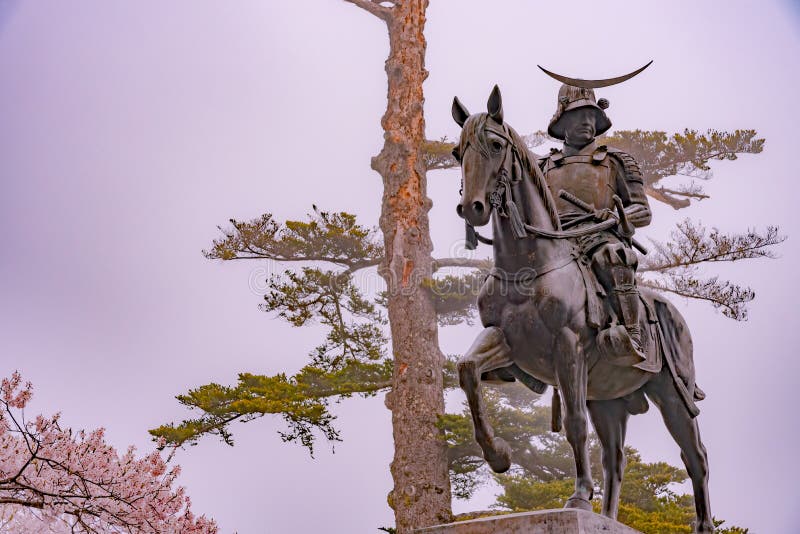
[592,144,608,163]
[538,149,562,169]
[607,148,644,184]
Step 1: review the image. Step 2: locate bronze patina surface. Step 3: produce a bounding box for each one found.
[451,77,714,533]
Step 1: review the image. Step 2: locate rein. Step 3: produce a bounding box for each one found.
[464,125,616,246]
[489,248,579,284]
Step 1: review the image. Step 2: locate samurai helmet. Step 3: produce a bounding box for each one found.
[547,85,611,140]
[539,61,653,141]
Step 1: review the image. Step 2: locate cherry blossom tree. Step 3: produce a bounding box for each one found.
[0,372,216,534]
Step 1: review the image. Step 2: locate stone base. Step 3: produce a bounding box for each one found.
[415,509,642,534]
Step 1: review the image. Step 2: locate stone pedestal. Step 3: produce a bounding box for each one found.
[415,509,642,534]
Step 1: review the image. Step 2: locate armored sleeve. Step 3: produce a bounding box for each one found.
[609,150,652,228]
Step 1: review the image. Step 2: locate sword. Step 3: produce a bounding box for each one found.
[557,190,648,255]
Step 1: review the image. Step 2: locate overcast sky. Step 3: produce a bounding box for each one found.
[1,1,799,532]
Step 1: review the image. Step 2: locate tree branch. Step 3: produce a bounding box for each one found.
[0,497,44,508]
[203,209,383,271]
[433,257,492,270]
[644,187,692,209]
[151,360,393,452]
[639,220,784,273]
[343,0,392,21]
[647,185,710,204]
[640,277,754,321]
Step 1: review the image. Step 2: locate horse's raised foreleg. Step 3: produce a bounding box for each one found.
[457,326,514,473]
[644,370,714,533]
[587,398,629,519]
[554,327,594,511]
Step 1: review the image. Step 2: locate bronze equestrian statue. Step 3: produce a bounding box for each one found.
[451,68,714,533]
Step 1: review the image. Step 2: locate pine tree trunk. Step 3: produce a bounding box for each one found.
[369,0,452,531]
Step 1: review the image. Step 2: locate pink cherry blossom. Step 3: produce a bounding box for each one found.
[0,372,217,533]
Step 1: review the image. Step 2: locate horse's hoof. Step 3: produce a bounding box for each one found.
[564,496,593,512]
[484,437,511,473]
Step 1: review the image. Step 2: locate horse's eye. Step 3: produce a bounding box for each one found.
[491,140,503,152]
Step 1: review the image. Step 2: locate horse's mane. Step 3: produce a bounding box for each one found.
[460,113,561,229]
[505,125,561,230]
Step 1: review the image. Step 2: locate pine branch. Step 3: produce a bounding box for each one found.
[158,256,391,452]
[640,276,755,321]
[602,129,764,209]
[521,131,549,150]
[422,138,458,171]
[427,128,762,210]
[429,217,785,325]
[424,270,487,326]
[638,219,783,321]
[150,360,393,453]
[640,220,784,272]
[203,207,383,272]
[262,267,387,368]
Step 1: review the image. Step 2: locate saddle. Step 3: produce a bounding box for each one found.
[577,254,705,415]
[573,255,662,374]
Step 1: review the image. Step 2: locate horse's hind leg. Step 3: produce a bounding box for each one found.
[644,371,714,533]
[587,398,629,520]
[554,327,594,511]
[457,326,514,473]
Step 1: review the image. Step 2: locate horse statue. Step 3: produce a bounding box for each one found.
[451,85,714,533]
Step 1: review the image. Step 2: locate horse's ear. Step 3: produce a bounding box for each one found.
[452,96,470,127]
[487,85,503,124]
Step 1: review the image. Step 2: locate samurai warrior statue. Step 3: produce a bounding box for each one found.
[538,77,652,363]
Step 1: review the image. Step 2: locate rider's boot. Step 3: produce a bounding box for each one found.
[593,243,655,368]
[603,248,654,367]
[614,283,646,362]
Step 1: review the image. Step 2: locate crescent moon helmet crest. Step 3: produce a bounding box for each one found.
[542,61,652,140]
[537,61,653,89]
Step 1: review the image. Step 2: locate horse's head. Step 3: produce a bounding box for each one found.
[452,85,512,228]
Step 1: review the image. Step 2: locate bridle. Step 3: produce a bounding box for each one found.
[459,122,617,249]
[459,122,527,245]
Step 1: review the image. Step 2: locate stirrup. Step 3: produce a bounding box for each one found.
[597,324,646,366]
[626,325,661,373]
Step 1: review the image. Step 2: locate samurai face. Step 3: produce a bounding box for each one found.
[560,107,597,149]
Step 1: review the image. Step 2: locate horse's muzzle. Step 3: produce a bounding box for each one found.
[458,199,490,226]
